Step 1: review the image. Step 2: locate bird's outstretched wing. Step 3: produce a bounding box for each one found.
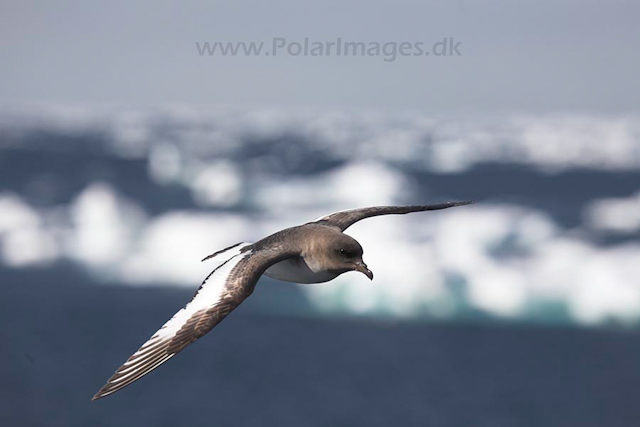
[312,201,473,231]
[93,245,278,400]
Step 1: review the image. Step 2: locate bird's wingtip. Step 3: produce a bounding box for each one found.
[442,200,474,208]
[91,387,110,401]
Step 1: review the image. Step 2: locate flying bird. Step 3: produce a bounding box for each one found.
[92,201,472,400]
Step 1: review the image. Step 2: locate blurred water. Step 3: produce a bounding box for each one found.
[2,106,640,426]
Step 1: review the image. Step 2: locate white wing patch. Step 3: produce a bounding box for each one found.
[92,251,251,400]
[145,253,248,343]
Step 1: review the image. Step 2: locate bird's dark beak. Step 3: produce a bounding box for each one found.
[354,261,374,280]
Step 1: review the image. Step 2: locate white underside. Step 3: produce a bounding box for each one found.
[264,257,339,284]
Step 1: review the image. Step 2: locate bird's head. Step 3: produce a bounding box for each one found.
[305,230,373,280]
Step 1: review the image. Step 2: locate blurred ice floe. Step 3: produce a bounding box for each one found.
[3,106,640,174]
[254,162,411,218]
[585,191,640,234]
[1,180,639,326]
[67,183,146,268]
[0,194,58,267]
[112,109,640,174]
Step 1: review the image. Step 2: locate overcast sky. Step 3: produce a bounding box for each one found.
[2,0,639,114]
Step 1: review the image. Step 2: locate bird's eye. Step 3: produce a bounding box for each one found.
[339,248,353,257]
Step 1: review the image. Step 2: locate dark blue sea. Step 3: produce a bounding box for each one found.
[2,266,640,426]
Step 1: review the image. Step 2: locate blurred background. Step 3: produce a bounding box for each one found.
[1,1,640,426]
